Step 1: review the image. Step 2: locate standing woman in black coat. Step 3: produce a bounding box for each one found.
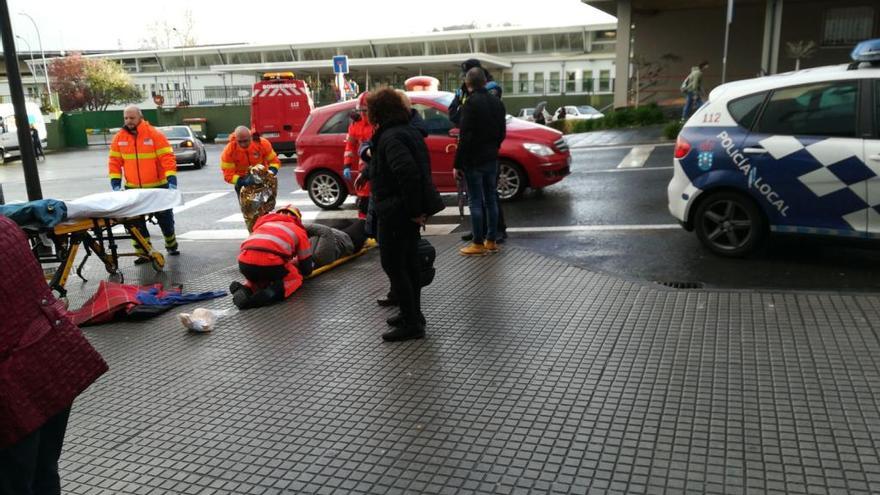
[367,88,430,342]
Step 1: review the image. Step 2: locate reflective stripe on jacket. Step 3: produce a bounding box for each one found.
[238,212,311,263]
[108,121,177,188]
[220,136,280,184]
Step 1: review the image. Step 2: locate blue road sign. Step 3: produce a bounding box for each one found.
[332,55,349,74]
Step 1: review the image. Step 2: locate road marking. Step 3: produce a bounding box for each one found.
[507,224,680,233]
[616,145,655,168]
[569,142,675,151]
[576,166,673,174]
[218,206,469,223]
[179,224,459,241]
[173,192,228,213]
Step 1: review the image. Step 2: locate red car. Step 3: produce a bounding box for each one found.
[294,91,571,209]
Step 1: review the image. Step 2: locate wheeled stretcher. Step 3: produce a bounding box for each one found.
[4,189,184,299]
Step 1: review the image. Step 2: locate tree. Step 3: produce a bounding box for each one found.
[138,10,197,49]
[786,40,817,71]
[49,54,143,111]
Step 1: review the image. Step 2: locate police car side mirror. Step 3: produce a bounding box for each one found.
[448,128,460,138]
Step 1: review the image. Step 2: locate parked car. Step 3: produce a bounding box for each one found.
[158,125,207,169]
[667,38,880,257]
[516,108,535,122]
[295,91,571,209]
[552,105,604,122]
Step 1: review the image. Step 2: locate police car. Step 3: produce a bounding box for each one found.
[668,39,880,257]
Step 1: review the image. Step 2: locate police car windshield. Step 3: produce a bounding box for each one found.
[160,127,191,139]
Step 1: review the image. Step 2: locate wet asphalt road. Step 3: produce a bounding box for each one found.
[1,142,878,292]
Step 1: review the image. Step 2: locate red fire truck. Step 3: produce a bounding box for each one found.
[250,72,314,156]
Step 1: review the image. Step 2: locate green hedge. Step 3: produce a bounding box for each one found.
[549,103,666,134]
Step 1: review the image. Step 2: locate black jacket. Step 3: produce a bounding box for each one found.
[370,120,431,221]
[453,88,506,170]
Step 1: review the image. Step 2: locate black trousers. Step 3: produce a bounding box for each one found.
[378,217,423,327]
[0,407,71,495]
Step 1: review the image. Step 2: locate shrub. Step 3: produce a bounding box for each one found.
[662,120,683,140]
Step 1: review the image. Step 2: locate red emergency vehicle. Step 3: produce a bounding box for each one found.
[250,72,314,157]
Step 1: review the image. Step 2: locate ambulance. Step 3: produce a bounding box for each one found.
[668,38,880,257]
[250,72,314,157]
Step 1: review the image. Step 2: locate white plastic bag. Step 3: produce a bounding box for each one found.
[179,308,218,333]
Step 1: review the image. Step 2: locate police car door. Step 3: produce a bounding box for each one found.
[740,80,867,235]
[866,79,880,236]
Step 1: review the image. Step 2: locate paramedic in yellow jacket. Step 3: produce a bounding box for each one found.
[108,105,179,262]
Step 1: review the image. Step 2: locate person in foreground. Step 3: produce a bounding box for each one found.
[367,88,431,342]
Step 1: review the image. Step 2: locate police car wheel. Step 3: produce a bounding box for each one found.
[694,192,765,257]
[497,161,526,201]
[307,170,347,209]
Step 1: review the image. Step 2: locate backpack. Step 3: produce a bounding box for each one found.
[418,238,437,287]
[680,74,692,94]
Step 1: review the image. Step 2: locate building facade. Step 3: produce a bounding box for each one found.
[585,0,879,108]
[23,24,617,112]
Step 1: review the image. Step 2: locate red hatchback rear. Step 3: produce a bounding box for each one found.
[295,91,571,209]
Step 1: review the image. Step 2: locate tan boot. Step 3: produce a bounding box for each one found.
[484,240,498,253]
[459,242,486,256]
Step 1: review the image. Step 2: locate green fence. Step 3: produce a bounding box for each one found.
[62,109,158,148]
[154,105,250,142]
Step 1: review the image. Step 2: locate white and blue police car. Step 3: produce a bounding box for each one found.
[668,38,880,256]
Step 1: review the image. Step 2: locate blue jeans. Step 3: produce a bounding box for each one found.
[464,161,499,244]
[682,91,702,120]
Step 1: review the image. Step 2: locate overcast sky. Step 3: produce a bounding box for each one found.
[8,0,615,52]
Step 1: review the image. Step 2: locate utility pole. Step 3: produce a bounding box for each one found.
[1,0,42,200]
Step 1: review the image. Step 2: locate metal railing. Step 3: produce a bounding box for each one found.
[153,87,253,107]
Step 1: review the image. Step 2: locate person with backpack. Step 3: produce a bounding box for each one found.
[681,61,709,121]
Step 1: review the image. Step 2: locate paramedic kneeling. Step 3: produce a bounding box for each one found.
[230,205,313,310]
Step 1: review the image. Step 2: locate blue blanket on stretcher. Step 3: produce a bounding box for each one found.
[0,199,67,228]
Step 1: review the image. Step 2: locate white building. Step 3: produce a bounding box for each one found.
[45,23,618,109]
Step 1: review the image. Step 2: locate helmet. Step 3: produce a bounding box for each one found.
[276,204,302,219]
[460,58,482,74]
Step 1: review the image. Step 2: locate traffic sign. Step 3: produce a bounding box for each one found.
[332,55,349,74]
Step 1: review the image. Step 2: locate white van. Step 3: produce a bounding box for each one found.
[0,102,47,163]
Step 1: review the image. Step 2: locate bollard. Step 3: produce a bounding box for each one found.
[0,182,4,205]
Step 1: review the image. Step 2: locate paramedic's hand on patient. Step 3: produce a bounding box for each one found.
[167,175,178,190]
[343,166,352,181]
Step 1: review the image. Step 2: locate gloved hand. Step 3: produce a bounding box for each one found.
[166,175,178,189]
[269,167,278,176]
[111,178,122,191]
[343,167,352,181]
[237,174,257,188]
[112,185,122,192]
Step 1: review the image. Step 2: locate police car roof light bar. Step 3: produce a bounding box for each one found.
[848,38,880,70]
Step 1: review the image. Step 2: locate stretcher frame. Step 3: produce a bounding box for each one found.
[26,215,166,299]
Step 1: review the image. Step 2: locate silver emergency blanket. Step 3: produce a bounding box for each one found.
[64,189,183,221]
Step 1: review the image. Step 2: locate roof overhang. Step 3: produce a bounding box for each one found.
[583,0,767,15]
[210,53,513,74]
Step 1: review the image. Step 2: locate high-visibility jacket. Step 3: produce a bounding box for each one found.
[238,212,311,297]
[343,117,373,171]
[108,121,177,188]
[220,135,280,185]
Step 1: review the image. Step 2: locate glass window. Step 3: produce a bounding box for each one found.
[534,72,544,94]
[875,81,880,137]
[413,104,453,136]
[727,92,767,130]
[534,34,555,52]
[756,82,858,137]
[565,71,576,92]
[518,72,529,93]
[594,30,617,42]
[549,71,561,93]
[159,127,191,139]
[823,7,874,46]
[598,70,611,92]
[319,110,351,135]
[483,37,500,54]
[583,70,594,93]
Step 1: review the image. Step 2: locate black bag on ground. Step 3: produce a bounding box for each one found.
[418,238,437,287]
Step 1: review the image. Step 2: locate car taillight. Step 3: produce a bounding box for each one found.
[674,136,691,159]
[180,140,193,148]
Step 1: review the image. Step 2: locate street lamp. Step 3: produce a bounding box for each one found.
[17,12,53,108]
[14,35,38,90]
